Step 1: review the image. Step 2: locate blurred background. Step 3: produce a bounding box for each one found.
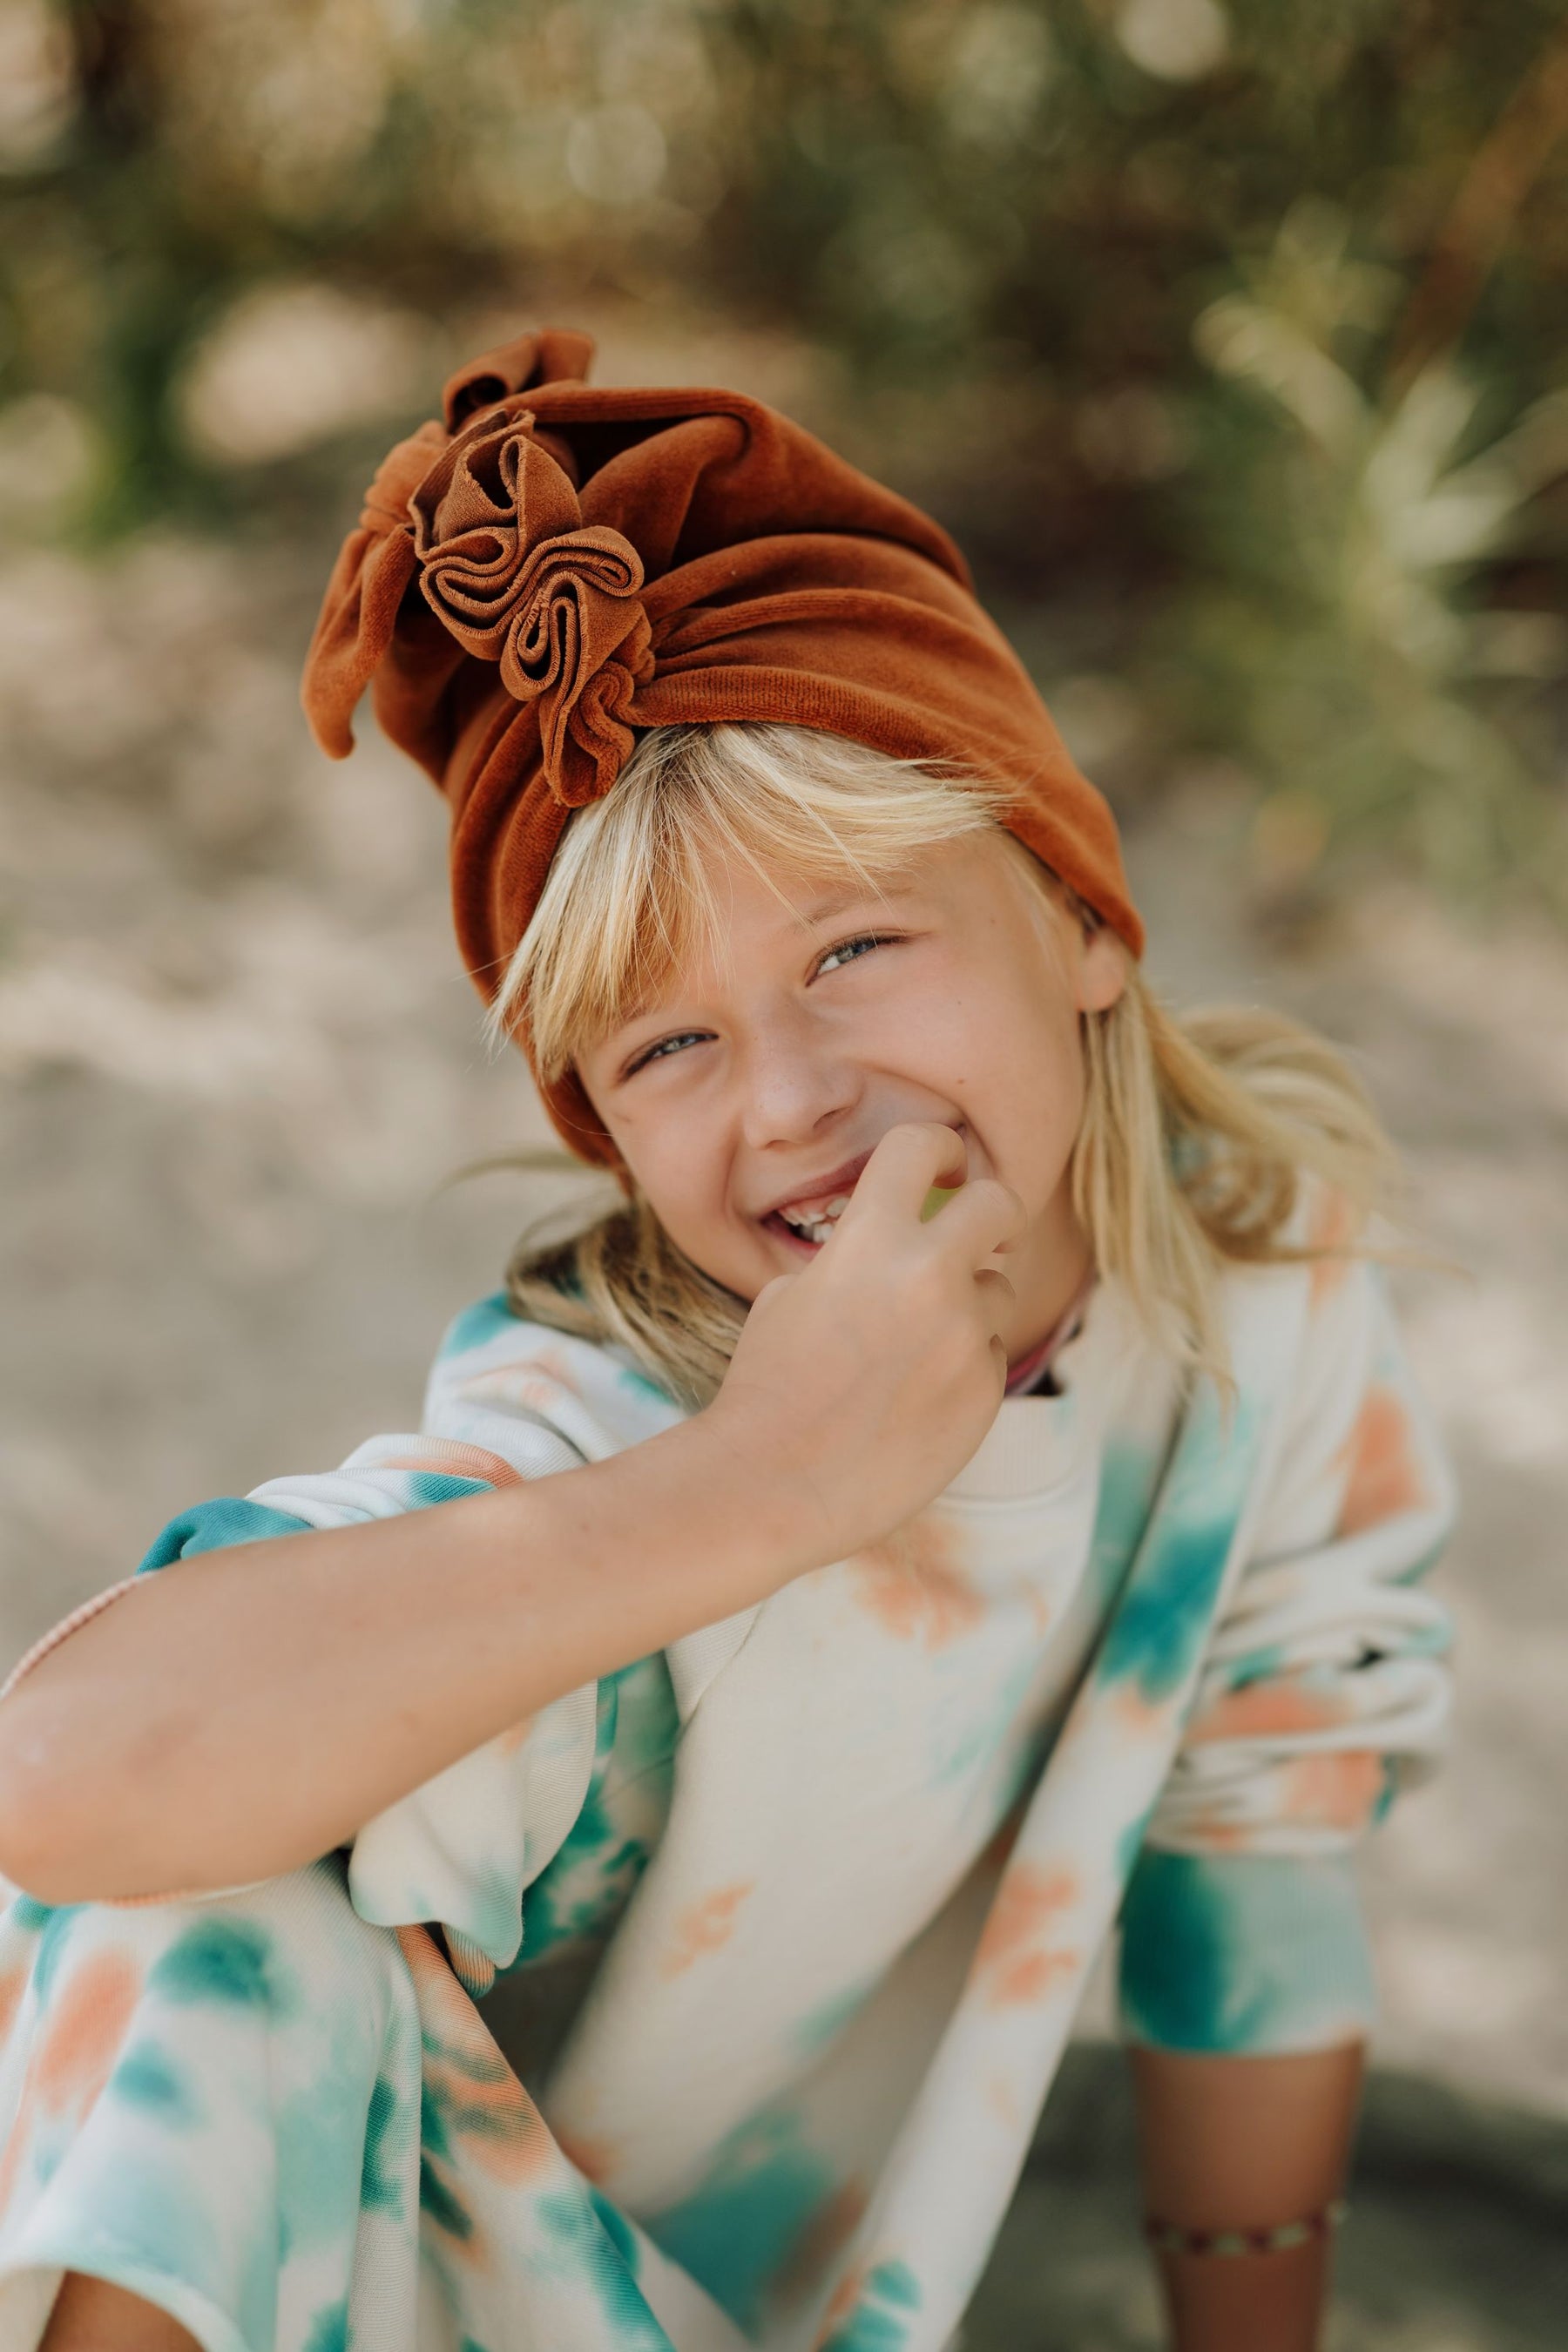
[1,3,1565,2342]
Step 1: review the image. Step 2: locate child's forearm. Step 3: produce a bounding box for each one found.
[0,1124,1024,1907]
[0,1416,797,1904]
[1130,2042,1364,2352]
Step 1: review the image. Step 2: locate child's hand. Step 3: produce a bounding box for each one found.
[700,1123,1024,1575]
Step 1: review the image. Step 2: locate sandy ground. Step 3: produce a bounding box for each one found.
[1,525,1565,2337]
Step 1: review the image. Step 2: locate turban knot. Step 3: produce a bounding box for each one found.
[301,324,1143,1164]
[410,405,653,807]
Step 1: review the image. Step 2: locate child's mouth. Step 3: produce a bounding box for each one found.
[758,1153,872,1251]
[767,1193,853,1250]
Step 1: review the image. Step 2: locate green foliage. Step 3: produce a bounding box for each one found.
[0,0,1564,897]
[1167,201,1568,904]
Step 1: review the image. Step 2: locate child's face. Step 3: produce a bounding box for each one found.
[573,830,1127,1355]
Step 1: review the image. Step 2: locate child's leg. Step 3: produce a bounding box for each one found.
[42,2272,199,2349]
[0,1862,424,2352]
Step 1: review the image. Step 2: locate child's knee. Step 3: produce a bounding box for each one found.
[0,1865,422,2346]
[0,1860,416,2151]
[42,2269,202,2350]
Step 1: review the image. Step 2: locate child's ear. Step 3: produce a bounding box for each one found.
[1074,922,1127,1015]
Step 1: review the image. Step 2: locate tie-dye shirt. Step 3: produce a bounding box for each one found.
[0,1240,1452,2352]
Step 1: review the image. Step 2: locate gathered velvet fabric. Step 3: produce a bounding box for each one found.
[302,326,1142,1161]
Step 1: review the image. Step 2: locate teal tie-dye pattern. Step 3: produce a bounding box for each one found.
[110,2039,199,2126]
[643,2110,837,2331]
[790,1977,874,2061]
[1119,1850,1376,2053]
[1093,1393,1255,1705]
[535,2186,675,2349]
[439,1293,523,1358]
[514,1657,679,1966]
[137,1497,314,1574]
[26,1902,78,2003]
[359,2074,405,2214]
[276,2037,394,2261]
[419,2152,473,2240]
[0,1266,1452,2352]
[1085,1437,1166,1604]
[820,2259,923,2352]
[405,1472,491,1508]
[301,2303,348,2352]
[615,1360,675,1408]
[150,1917,288,2013]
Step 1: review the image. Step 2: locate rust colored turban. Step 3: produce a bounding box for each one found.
[302,326,1141,1160]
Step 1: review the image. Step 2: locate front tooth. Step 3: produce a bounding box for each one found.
[825,1195,849,1215]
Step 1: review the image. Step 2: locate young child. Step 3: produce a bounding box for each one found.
[0,330,1452,2352]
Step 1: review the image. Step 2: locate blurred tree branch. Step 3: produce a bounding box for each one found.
[0,0,1562,905]
[1389,13,1568,395]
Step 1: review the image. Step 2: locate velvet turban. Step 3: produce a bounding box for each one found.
[302,327,1141,1160]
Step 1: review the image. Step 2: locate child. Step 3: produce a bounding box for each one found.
[0,330,1451,2352]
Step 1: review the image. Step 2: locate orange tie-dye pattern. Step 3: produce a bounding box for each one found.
[1281,1749,1385,1832]
[34,1950,140,2112]
[0,1966,26,2048]
[395,1927,557,2187]
[0,1948,143,2220]
[552,2123,621,2186]
[777,2180,870,2305]
[379,1443,524,1490]
[971,1865,1080,2008]
[814,2259,867,2344]
[467,1346,585,1418]
[985,2072,1023,2131]
[1110,1682,1170,1740]
[850,1518,983,1652]
[1186,1680,1346,1746]
[659,1882,755,1979]
[1337,1385,1427,1537]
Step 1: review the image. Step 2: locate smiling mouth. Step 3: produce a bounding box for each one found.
[770,1193,853,1247]
[758,1152,872,1250]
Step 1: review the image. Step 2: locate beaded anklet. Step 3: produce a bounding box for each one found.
[1144,2198,1348,2259]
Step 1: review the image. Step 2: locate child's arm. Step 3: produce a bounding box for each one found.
[0,1124,1021,1906]
[1119,1256,1454,2349]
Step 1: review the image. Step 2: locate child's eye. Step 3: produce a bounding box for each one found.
[624,1029,711,1078]
[816,932,895,976]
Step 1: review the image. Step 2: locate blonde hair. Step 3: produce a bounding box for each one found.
[493,723,1395,1407]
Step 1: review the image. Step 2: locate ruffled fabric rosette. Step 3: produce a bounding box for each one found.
[301,326,1140,1162]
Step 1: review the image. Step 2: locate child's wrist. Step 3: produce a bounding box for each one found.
[663,1409,832,1595]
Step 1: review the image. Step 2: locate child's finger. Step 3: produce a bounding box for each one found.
[929,1176,1027,1265]
[972,1265,1017,1331]
[842,1123,968,1227]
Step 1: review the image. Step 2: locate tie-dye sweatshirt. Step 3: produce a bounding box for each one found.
[0,1241,1452,2352]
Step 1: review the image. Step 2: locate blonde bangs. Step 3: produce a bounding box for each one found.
[494,720,1399,1408]
[490,723,1004,1080]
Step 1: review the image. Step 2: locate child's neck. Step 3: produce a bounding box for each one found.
[999,1198,1095,1372]
[1004,1266,1095,1393]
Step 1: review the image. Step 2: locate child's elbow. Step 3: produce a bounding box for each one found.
[0,1696,125,1907]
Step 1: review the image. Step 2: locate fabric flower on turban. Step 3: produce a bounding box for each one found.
[302,326,1140,1158]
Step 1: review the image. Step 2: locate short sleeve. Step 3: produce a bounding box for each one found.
[2,1299,671,1988]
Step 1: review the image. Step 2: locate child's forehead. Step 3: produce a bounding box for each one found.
[622,835,1033,1015]
[693,829,1004,924]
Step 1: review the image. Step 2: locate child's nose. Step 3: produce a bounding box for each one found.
[737,1020,860,1150]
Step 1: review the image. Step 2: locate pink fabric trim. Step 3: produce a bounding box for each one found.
[376,1441,524,1490]
[0,1575,145,1705]
[1004,1273,1096,1396]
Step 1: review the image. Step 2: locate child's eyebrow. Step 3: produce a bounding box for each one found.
[795,882,916,928]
